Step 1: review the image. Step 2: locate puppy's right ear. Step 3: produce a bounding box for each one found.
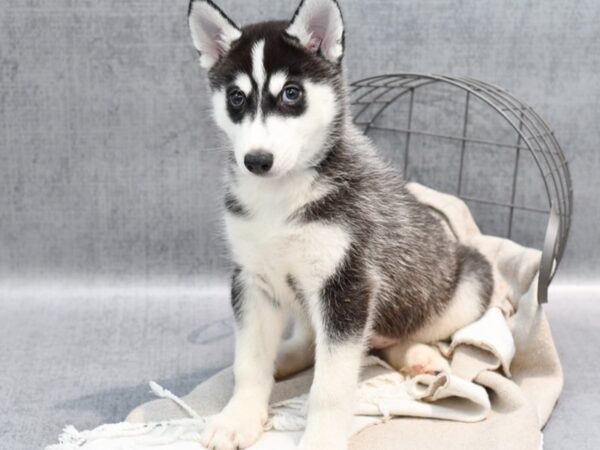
[188,0,242,70]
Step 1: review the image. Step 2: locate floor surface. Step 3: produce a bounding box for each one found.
[1,284,598,449]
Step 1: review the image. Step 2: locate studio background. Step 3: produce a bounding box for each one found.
[1,1,599,449]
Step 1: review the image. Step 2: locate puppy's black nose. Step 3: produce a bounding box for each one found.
[244,151,273,175]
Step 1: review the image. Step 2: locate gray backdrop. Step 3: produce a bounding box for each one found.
[1,0,599,286]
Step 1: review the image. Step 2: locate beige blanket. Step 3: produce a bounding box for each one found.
[48,183,563,450]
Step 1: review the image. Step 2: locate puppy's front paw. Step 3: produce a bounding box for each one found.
[201,405,265,450]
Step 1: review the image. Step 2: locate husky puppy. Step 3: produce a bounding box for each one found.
[187,1,493,449]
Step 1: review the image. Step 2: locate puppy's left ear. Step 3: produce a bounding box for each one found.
[286,0,345,63]
[188,0,242,70]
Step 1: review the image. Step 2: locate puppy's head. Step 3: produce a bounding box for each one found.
[188,0,345,178]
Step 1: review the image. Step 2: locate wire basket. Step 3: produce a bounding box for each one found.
[350,73,572,304]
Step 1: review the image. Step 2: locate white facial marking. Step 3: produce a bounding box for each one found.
[268,71,288,97]
[251,40,266,94]
[212,89,228,127]
[234,73,252,96]
[212,77,338,177]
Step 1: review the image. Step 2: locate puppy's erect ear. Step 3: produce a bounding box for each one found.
[286,0,345,63]
[188,0,242,69]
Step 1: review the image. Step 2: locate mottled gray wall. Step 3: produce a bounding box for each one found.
[1,0,598,286]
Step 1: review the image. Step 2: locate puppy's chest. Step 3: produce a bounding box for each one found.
[227,213,300,270]
[226,211,350,299]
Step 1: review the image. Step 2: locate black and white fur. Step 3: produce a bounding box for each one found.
[188,1,493,449]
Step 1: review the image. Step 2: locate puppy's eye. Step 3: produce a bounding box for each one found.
[228,89,246,109]
[281,85,302,105]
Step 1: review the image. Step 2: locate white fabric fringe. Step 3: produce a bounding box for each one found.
[46,357,494,450]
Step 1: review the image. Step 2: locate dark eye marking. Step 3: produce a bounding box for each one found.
[280,84,303,106]
[228,88,247,110]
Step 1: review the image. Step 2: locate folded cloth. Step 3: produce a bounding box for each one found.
[47,183,562,450]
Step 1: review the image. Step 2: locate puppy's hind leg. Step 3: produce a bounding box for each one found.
[412,244,494,344]
[380,341,450,377]
[383,245,493,378]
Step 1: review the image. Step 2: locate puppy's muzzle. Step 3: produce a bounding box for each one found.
[244,151,274,175]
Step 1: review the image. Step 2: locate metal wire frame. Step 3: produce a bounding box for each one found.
[349,73,573,304]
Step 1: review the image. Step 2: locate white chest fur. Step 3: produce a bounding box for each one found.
[225,171,350,303]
